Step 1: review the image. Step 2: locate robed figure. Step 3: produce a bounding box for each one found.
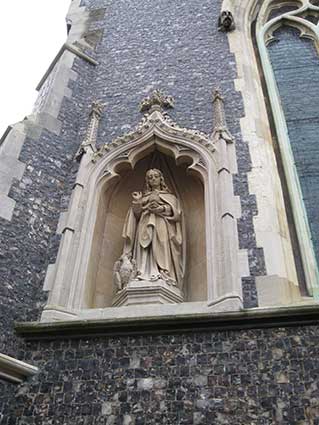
[116,169,185,291]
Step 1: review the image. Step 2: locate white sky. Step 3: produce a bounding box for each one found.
[0,2,70,136]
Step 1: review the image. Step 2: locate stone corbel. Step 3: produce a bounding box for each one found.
[218,10,236,32]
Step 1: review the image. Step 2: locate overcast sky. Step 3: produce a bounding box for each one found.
[0,2,70,136]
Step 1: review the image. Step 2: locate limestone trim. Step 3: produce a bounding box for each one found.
[36,0,99,95]
[222,0,304,300]
[211,90,234,145]
[92,107,215,164]
[75,101,104,160]
[18,303,319,340]
[36,43,98,92]
[0,49,76,221]
[256,0,319,297]
[0,0,90,222]
[258,0,319,44]
[66,0,98,49]
[0,353,38,384]
[42,106,243,321]
[0,123,31,221]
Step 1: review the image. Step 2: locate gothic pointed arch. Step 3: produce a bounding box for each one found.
[254,0,319,296]
[41,102,242,321]
[220,0,319,306]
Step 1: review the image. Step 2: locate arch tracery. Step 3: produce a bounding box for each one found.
[259,0,319,43]
[225,0,319,300]
[255,0,319,297]
[41,100,243,322]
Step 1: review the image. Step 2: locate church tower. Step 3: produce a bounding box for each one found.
[1,0,319,423]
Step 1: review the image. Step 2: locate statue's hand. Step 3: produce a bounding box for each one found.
[149,203,165,214]
[148,201,159,209]
[132,191,142,202]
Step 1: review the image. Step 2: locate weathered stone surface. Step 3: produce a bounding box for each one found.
[1,326,319,424]
[0,0,279,421]
[0,0,262,352]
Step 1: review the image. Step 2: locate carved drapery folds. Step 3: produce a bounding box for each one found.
[112,167,186,306]
[41,91,242,322]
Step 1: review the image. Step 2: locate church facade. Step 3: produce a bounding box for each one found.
[1,0,319,423]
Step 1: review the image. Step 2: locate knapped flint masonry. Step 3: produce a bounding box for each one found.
[1,0,319,423]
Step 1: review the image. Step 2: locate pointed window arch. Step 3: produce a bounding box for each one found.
[255,0,319,296]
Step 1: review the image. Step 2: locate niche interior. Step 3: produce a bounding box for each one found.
[85,147,207,308]
[42,105,242,323]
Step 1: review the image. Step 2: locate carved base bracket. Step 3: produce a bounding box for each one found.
[112,280,184,307]
[207,294,243,313]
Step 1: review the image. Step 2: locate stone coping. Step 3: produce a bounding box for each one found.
[0,353,38,384]
[36,43,98,92]
[15,304,319,341]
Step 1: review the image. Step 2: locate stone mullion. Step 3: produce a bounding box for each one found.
[257,5,319,297]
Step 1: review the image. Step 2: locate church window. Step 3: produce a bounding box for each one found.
[255,0,319,296]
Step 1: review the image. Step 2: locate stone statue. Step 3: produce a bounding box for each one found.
[218,11,235,32]
[113,253,137,291]
[114,169,185,292]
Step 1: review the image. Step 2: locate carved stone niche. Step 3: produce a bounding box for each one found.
[91,151,206,307]
[41,107,242,322]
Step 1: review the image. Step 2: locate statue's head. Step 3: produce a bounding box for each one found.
[145,168,169,192]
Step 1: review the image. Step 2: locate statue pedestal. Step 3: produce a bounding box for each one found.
[112,280,184,307]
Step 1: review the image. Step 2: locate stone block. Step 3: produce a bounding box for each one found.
[0,194,15,221]
[112,280,184,307]
[256,275,303,307]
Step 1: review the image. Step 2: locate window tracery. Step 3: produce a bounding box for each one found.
[255,0,319,296]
